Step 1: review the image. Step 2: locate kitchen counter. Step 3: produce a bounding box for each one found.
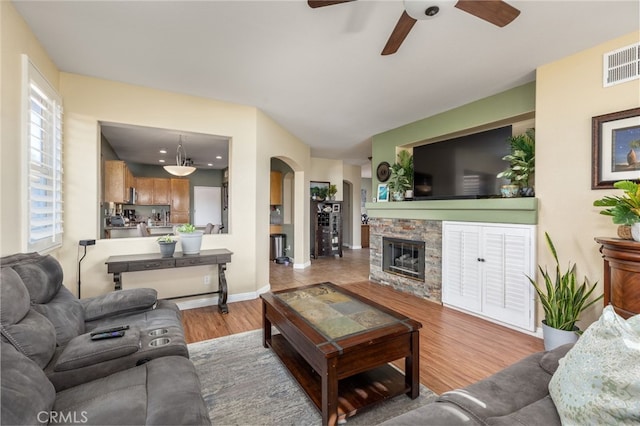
[105,223,182,239]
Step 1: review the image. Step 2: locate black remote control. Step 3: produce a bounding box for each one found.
[91,331,125,340]
[90,325,129,337]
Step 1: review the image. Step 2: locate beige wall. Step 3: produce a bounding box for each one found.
[536,31,640,327]
[1,1,60,257]
[1,0,315,299]
[256,110,311,270]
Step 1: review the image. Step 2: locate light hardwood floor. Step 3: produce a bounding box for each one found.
[181,248,544,395]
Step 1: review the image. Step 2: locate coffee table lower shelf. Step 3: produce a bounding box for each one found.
[268,333,412,422]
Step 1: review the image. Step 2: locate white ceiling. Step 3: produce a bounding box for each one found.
[13,0,640,169]
[101,122,230,170]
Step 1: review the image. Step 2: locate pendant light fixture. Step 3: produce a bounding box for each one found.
[163,135,196,176]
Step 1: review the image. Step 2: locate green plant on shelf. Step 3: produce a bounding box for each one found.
[177,223,197,233]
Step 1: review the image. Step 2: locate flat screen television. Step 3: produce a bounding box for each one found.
[413,125,512,200]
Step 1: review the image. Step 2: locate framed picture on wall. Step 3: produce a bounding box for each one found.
[310,181,329,199]
[377,184,389,202]
[592,107,640,189]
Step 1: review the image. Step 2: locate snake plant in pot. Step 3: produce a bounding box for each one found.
[528,232,603,350]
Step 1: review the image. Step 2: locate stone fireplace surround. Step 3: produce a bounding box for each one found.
[369,218,442,303]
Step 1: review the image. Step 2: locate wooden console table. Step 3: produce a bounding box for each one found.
[595,237,640,319]
[106,249,232,313]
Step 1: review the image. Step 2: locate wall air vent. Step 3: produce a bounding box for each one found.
[603,43,640,87]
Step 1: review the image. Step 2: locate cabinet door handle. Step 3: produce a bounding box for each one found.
[477,258,485,262]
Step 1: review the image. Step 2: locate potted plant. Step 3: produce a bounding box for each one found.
[177,223,204,254]
[387,150,413,201]
[593,180,640,241]
[327,184,338,201]
[157,234,177,258]
[497,129,535,197]
[528,232,603,350]
[397,150,414,199]
[388,164,411,201]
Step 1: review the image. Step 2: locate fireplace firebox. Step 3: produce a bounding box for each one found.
[382,237,425,281]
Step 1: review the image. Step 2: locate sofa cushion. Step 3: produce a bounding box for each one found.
[486,395,561,425]
[53,355,211,425]
[378,400,483,425]
[10,253,64,304]
[1,267,57,368]
[436,349,556,421]
[1,343,56,426]
[32,286,85,346]
[81,288,158,322]
[548,306,640,424]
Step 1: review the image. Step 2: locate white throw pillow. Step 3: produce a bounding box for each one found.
[548,305,640,425]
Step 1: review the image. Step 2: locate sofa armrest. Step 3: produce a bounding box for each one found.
[53,329,140,371]
[81,288,157,321]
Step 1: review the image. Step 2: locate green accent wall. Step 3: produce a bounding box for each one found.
[369,82,537,224]
[366,198,537,224]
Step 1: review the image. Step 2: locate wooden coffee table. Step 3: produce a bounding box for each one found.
[261,282,422,426]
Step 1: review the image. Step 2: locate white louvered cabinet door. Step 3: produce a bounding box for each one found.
[442,221,536,332]
[442,223,482,313]
[482,226,535,331]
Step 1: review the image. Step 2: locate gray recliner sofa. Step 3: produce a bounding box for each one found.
[1,253,210,425]
[380,344,572,425]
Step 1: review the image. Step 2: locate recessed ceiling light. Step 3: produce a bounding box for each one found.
[207,163,213,167]
[216,155,222,159]
[159,159,165,163]
[159,149,167,154]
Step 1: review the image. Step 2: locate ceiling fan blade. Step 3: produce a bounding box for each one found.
[308,0,354,8]
[454,0,520,27]
[381,11,417,56]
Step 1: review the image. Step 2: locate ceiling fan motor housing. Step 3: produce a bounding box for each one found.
[404,0,445,20]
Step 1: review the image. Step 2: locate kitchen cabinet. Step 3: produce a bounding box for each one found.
[136,177,154,205]
[442,221,536,331]
[104,160,134,203]
[270,171,282,205]
[310,201,342,258]
[170,178,190,223]
[136,178,171,205]
[153,178,170,204]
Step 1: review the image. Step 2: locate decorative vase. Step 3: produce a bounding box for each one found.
[179,231,204,255]
[391,191,405,201]
[618,225,633,240]
[500,184,520,198]
[631,223,640,242]
[405,189,414,199]
[541,320,579,351]
[158,241,177,258]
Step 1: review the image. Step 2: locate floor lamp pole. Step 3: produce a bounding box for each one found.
[78,239,95,299]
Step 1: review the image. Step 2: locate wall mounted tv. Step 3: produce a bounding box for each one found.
[413,125,512,200]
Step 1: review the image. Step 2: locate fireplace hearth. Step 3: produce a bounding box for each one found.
[382,237,425,281]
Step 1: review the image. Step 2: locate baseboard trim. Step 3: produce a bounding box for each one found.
[176,284,271,310]
[294,260,311,269]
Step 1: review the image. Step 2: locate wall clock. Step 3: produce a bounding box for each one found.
[376,162,390,182]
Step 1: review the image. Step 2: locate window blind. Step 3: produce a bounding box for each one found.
[23,55,63,252]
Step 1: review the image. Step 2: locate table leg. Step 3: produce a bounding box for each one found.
[405,330,420,399]
[113,272,122,291]
[262,300,272,349]
[217,263,229,314]
[321,359,339,426]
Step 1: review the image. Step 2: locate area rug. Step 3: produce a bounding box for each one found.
[188,329,437,425]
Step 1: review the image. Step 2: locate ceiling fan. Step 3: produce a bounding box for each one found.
[308,0,520,55]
